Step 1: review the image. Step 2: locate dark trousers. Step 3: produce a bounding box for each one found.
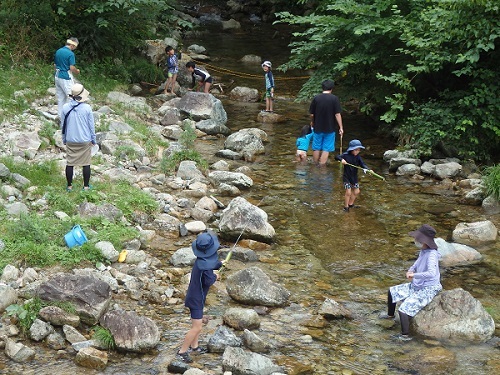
[66,165,91,187]
[388,289,410,335]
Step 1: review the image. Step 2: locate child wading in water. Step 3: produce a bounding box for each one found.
[164,46,179,94]
[295,124,313,162]
[261,61,274,112]
[335,139,370,212]
[176,230,225,363]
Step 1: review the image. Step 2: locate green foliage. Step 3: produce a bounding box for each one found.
[482,164,500,201]
[92,326,116,350]
[277,0,500,161]
[159,149,208,173]
[179,123,197,149]
[5,297,42,334]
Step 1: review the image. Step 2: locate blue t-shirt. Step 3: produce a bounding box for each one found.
[54,46,76,80]
[265,71,274,90]
[296,133,313,151]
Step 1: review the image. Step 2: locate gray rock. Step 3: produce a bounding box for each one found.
[177,160,208,183]
[209,171,253,189]
[420,161,435,175]
[39,305,80,327]
[0,163,11,179]
[240,55,262,64]
[434,162,462,180]
[123,250,147,264]
[217,183,241,196]
[187,44,206,54]
[396,164,421,176]
[224,128,267,155]
[464,187,485,205]
[5,338,36,362]
[452,220,498,246]
[208,325,242,353]
[10,173,31,188]
[78,202,123,222]
[1,264,20,283]
[383,149,419,161]
[161,124,184,140]
[38,274,112,325]
[219,197,275,243]
[95,241,119,263]
[222,346,282,375]
[170,247,196,267]
[219,246,259,263]
[226,267,290,307]
[196,118,232,136]
[99,310,160,352]
[149,213,182,238]
[229,86,260,102]
[482,195,500,214]
[413,288,495,344]
[6,202,29,217]
[176,92,227,124]
[389,158,422,172]
[211,160,230,171]
[108,120,134,134]
[436,238,482,267]
[29,318,54,341]
[74,346,108,369]
[22,268,38,283]
[0,284,18,313]
[318,298,353,319]
[46,331,66,350]
[63,324,87,344]
[106,91,152,113]
[222,19,241,30]
[215,149,243,160]
[243,329,273,353]
[223,308,260,330]
[159,107,181,126]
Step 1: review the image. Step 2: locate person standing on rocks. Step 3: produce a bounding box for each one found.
[309,79,344,166]
[380,224,442,341]
[54,37,80,118]
[176,230,226,363]
[261,60,274,113]
[61,83,96,192]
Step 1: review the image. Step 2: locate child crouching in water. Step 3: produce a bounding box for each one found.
[295,124,313,162]
[335,139,370,212]
[177,230,226,363]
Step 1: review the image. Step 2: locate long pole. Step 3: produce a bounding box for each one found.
[338,160,386,181]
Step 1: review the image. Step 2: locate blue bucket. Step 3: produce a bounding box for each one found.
[64,225,88,248]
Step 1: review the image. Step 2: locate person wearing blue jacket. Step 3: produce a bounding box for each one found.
[335,139,370,212]
[177,230,225,363]
[296,125,313,162]
[61,83,96,192]
[380,224,442,341]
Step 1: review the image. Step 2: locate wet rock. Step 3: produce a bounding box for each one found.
[413,288,495,344]
[167,360,190,374]
[217,182,242,196]
[216,149,243,160]
[463,187,485,205]
[436,238,482,267]
[396,163,421,176]
[29,318,54,341]
[46,331,66,350]
[256,111,287,123]
[392,346,455,375]
[208,325,242,353]
[211,160,230,171]
[219,246,259,263]
[452,220,498,247]
[482,195,500,214]
[226,267,290,307]
[39,306,80,327]
[38,274,112,325]
[99,309,160,352]
[219,197,275,243]
[74,346,108,369]
[224,128,267,157]
[5,338,35,362]
[318,298,353,320]
[209,171,253,189]
[196,118,232,136]
[388,158,421,172]
[222,346,282,374]
[243,329,273,353]
[229,86,259,102]
[223,307,260,330]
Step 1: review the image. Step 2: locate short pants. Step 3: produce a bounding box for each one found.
[343,182,359,189]
[190,308,203,319]
[312,131,335,152]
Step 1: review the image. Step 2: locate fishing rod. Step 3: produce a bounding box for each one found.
[338,160,386,181]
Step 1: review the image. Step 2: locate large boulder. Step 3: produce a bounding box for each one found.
[435,238,483,267]
[196,119,231,136]
[99,310,160,352]
[388,158,421,172]
[224,128,267,157]
[218,197,275,243]
[229,86,259,102]
[209,171,253,189]
[434,162,463,180]
[413,288,495,344]
[452,220,498,247]
[208,325,242,353]
[176,92,227,124]
[226,267,290,307]
[38,274,112,325]
[106,91,152,113]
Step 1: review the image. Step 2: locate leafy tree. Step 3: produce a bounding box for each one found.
[277,0,499,161]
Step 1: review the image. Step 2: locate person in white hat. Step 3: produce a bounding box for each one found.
[61,83,96,192]
[54,37,80,118]
[261,61,275,112]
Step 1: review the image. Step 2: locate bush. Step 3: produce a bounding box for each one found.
[482,164,500,200]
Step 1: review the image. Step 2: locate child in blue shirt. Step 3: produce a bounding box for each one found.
[164,46,179,94]
[261,61,274,112]
[296,124,313,162]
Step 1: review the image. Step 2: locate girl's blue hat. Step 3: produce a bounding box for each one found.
[346,139,365,152]
[192,230,219,259]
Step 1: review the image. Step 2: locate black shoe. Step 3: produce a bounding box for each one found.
[348,204,359,208]
[343,207,349,212]
[189,346,208,354]
[378,313,395,320]
[176,350,193,363]
[391,333,412,342]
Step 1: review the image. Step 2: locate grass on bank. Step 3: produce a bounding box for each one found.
[482,164,500,201]
[0,158,159,273]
